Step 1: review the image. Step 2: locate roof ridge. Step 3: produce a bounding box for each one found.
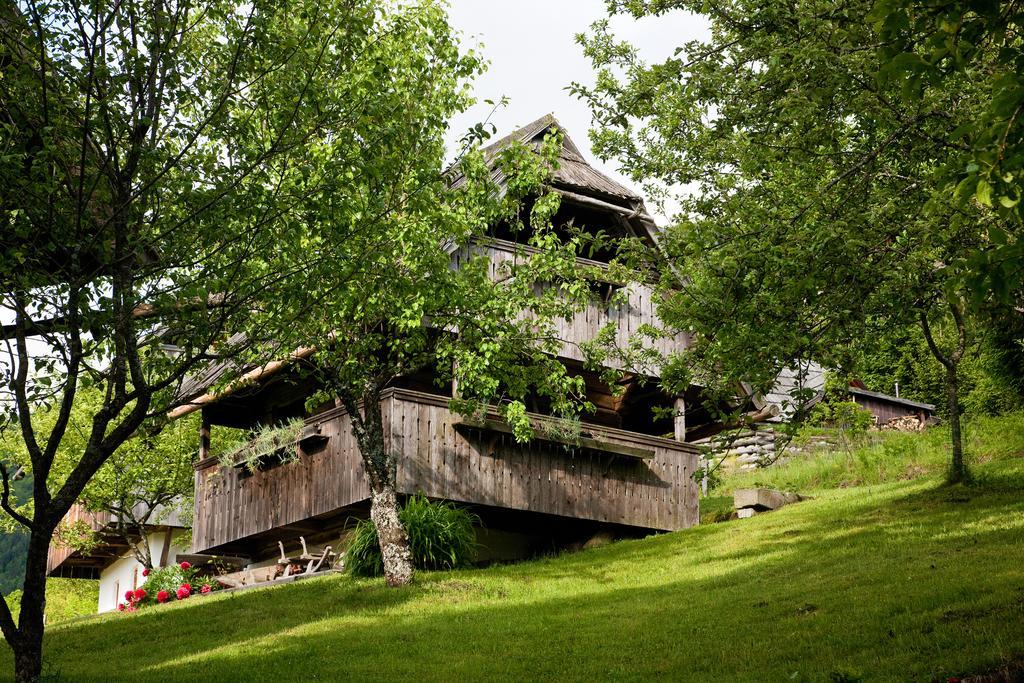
[478,112,560,156]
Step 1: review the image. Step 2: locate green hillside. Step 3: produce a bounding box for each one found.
[5,419,1024,682]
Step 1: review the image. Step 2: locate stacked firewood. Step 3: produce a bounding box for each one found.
[879,415,925,432]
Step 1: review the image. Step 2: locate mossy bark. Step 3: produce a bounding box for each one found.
[340,385,414,587]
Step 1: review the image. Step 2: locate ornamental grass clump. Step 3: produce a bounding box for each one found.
[346,494,479,578]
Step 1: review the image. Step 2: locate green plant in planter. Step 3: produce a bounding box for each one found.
[346,494,479,578]
[217,419,305,473]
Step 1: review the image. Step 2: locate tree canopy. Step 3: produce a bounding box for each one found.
[0,0,498,678]
[575,0,1021,481]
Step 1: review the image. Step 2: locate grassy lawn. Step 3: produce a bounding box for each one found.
[6,416,1024,682]
[4,579,98,628]
[719,412,1024,494]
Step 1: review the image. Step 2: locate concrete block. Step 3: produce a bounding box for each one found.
[734,488,804,512]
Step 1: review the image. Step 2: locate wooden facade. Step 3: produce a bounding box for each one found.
[46,504,114,578]
[193,388,699,555]
[453,238,688,371]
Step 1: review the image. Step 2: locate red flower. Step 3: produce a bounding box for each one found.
[179,561,191,570]
[124,590,134,602]
[157,590,170,603]
[133,588,146,602]
[142,568,150,577]
[117,603,125,612]
[176,584,191,600]
[200,584,212,595]
[181,582,192,592]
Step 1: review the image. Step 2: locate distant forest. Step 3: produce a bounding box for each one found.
[0,477,32,595]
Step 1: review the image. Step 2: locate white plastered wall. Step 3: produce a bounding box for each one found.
[96,528,189,613]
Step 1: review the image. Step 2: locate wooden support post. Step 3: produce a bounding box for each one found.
[158,527,174,567]
[452,359,461,399]
[675,396,706,495]
[199,410,211,461]
[673,397,686,442]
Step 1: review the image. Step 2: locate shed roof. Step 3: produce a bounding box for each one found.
[848,387,936,412]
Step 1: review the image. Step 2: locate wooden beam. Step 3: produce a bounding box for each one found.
[199,411,211,461]
[454,418,655,460]
[611,376,638,413]
[167,345,317,420]
[685,405,780,442]
[555,187,644,219]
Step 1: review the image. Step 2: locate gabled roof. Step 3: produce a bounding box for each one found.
[449,113,660,245]
[752,362,827,422]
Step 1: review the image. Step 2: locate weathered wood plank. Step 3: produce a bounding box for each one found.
[452,419,654,460]
[193,388,700,553]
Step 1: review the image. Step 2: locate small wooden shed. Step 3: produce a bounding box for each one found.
[847,386,936,427]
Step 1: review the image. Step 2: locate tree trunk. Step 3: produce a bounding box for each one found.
[12,531,51,683]
[946,364,967,484]
[369,484,414,587]
[920,301,969,485]
[340,385,414,587]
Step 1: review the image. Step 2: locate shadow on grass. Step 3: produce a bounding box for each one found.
[21,459,1024,682]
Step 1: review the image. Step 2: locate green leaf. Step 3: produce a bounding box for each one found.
[976,178,994,206]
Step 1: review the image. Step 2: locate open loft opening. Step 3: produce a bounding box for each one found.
[486,195,639,264]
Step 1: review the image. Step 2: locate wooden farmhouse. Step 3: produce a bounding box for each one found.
[48,115,708,584]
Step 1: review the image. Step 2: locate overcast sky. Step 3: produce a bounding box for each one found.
[446,1,711,207]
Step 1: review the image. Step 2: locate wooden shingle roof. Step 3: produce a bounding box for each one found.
[449,113,659,243]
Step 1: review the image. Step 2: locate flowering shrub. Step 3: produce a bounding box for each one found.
[117,561,222,612]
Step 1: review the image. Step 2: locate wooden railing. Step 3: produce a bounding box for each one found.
[192,388,700,555]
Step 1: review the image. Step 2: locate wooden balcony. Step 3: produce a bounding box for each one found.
[192,388,700,556]
[46,504,116,578]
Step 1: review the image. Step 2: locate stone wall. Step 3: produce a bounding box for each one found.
[694,425,835,470]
